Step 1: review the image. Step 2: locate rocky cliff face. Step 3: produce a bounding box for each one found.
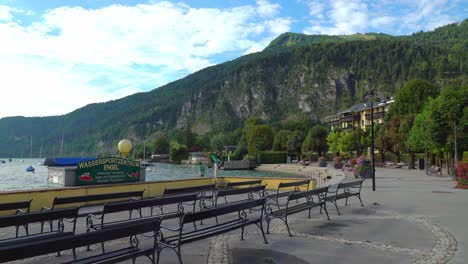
[175,63,360,134]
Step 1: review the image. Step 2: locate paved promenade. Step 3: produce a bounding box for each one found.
[7,166,467,264]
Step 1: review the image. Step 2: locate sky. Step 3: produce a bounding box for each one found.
[0,0,466,119]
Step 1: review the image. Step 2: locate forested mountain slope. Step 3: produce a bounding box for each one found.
[0,20,466,157]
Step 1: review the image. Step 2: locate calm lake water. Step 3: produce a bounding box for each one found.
[0,158,294,192]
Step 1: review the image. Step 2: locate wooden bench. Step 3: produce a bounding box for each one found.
[324,180,364,215]
[87,193,198,232]
[157,198,268,264]
[268,180,311,201]
[158,184,217,213]
[45,190,145,217]
[0,216,162,264]
[0,199,32,236]
[162,184,216,198]
[0,207,78,257]
[86,193,198,253]
[265,187,330,236]
[428,166,442,175]
[214,185,266,206]
[223,179,262,189]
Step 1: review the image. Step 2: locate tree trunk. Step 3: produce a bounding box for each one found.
[409,152,415,169]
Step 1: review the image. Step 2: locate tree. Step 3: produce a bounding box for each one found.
[152,136,169,154]
[210,133,229,152]
[303,125,328,156]
[246,125,274,155]
[385,79,439,165]
[169,140,188,164]
[420,85,468,174]
[287,130,306,159]
[327,130,342,155]
[273,130,290,151]
[407,104,435,151]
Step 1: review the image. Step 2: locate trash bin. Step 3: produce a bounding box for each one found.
[419,159,425,170]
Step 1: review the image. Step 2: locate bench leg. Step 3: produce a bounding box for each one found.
[321,204,331,220]
[175,246,183,264]
[156,248,162,264]
[357,194,364,207]
[266,217,271,234]
[241,227,245,240]
[331,200,341,215]
[257,222,268,244]
[345,197,349,206]
[284,217,292,237]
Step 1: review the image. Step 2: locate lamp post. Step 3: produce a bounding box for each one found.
[369,91,376,191]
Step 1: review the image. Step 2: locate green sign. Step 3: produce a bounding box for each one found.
[76,157,140,186]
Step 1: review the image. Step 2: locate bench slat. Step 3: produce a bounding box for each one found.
[0,231,74,247]
[226,180,262,188]
[0,207,78,228]
[65,247,140,264]
[183,198,265,223]
[164,184,216,196]
[217,185,265,197]
[103,193,198,214]
[277,180,310,189]
[338,180,364,189]
[53,190,144,206]
[0,200,32,212]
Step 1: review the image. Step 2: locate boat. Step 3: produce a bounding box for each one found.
[26,165,35,172]
[0,160,5,164]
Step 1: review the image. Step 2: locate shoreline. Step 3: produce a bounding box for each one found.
[255,163,347,187]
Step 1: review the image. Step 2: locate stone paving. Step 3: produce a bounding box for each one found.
[4,166,467,264]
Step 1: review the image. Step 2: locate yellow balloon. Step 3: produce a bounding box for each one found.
[118,139,132,158]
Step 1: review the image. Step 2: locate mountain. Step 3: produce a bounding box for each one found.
[0,20,466,157]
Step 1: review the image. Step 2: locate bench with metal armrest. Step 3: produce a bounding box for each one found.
[157,198,268,264]
[0,207,79,257]
[323,180,364,215]
[0,199,33,236]
[0,216,162,264]
[265,187,330,236]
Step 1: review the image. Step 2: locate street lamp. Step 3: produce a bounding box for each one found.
[368,90,376,191]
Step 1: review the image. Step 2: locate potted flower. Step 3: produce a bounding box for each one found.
[355,157,372,178]
[333,156,343,169]
[318,156,327,167]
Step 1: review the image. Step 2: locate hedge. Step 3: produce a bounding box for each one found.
[257,151,287,164]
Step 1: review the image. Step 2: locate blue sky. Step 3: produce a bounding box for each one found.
[0,0,466,118]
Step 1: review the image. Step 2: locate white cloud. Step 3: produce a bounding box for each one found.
[302,0,461,35]
[0,1,291,118]
[306,1,326,18]
[304,0,369,35]
[256,0,281,18]
[0,5,22,21]
[371,16,396,28]
[400,0,455,33]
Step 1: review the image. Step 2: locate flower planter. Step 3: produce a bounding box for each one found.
[318,161,328,167]
[334,163,343,169]
[359,168,372,178]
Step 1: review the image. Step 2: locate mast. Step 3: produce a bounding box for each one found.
[60,129,64,156]
[30,136,33,158]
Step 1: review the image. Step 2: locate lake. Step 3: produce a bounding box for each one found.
[0,158,294,192]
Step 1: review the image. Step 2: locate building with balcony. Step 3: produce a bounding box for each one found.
[324,99,394,131]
